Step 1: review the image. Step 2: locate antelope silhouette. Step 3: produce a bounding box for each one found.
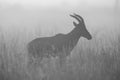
[27,13,92,66]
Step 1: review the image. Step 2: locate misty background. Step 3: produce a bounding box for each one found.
[0,0,120,37]
[0,0,120,80]
[0,0,119,49]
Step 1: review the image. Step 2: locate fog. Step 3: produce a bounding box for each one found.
[0,0,120,54]
[0,0,120,80]
[0,0,116,7]
[0,0,119,37]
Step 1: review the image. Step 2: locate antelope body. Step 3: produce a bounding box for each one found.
[27,13,92,65]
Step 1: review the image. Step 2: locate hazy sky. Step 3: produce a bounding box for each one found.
[0,0,115,7]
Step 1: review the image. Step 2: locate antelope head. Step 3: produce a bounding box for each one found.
[70,13,92,40]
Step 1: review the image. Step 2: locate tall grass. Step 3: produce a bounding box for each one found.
[0,8,120,80]
[0,24,120,80]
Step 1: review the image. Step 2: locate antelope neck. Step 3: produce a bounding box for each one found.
[67,27,82,39]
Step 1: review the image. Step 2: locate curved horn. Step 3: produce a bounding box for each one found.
[70,14,81,23]
[73,13,84,22]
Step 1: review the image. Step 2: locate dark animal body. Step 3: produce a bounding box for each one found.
[28,30,80,59]
[27,13,92,65]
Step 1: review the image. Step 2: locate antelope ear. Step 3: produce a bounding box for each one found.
[73,21,77,27]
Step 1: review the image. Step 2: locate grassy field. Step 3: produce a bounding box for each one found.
[0,7,120,80]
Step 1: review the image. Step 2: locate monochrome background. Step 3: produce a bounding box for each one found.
[0,0,120,80]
